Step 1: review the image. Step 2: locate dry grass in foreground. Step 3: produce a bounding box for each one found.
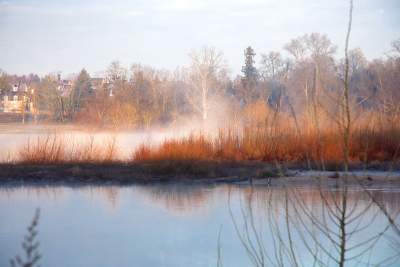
[133,126,400,170]
[7,121,400,174]
[16,135,118,164]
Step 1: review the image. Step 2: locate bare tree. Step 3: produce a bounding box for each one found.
[391,39,400,55]
[106,61,127,82]
[228,181,400,267]
[347,48,367,75]
[259,51,285,81]
[186,46,226,122]
[284,37,308,62]
[342,0,353,173]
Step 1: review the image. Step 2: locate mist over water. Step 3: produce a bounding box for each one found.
[0,101,237,162]
[0,123,206,161]
[1,1,399,267]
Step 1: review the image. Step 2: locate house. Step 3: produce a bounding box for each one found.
[90,77,115,97]
[90,77,105,90]
[0,82,34,113]
[57,74,73,97]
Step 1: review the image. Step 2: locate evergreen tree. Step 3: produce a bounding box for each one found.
[241,46,258,81]
[240,46,259,103]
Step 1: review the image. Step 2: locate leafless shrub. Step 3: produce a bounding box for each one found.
[17,135,119,164]
[10,209,41,267]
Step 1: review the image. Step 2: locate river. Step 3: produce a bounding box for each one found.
[1,183,399,267]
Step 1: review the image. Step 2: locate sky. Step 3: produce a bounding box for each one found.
[0,0,399,77]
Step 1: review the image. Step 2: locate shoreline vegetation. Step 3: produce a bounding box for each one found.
[0,122,399,185]
[1,16,399,185]
[0,139,399,185]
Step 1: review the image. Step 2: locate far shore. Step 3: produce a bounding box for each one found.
[0,160,399,186]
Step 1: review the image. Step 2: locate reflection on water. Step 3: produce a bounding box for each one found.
[135,184,215,216]
[229,185,400,267]
[0,183,399,267]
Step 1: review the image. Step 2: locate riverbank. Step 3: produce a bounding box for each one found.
[0,160,272,184]
[0,160,399,186]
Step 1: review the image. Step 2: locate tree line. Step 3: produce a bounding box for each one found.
[1,33,399,129]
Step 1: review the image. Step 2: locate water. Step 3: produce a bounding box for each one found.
[0,184,399,267]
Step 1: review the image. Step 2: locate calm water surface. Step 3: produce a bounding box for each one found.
[0,184,399,267]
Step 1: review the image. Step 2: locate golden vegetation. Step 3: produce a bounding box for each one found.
[12,107,399,171]
[132,114,400,169]
[17,135,118,164]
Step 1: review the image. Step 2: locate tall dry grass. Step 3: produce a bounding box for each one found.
[17,135,119,164]
[132,123,400,169]
[11,109,400,169]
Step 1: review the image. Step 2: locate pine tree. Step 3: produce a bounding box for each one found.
[241,46,258,81]
[241,46,259,103]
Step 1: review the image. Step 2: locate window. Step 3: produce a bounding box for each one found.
[13,95,18,101]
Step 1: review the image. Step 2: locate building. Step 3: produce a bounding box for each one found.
[56,74,73,97]
[0,82,34,113]
[90,77,105,90]
[90,77,115,97]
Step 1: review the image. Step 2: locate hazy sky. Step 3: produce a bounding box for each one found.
[0,0,399,77]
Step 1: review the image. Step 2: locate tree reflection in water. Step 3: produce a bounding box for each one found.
[227,177,400,267]
[3,181,400,267]
[133,184,215,216]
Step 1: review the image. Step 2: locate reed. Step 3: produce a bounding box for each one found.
[12,118,399,169]
[17,135,119,164]
[132,124,400,169]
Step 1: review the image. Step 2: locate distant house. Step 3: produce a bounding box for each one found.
[0,82,34,113]
[90,78,105,90]
[90,77,114,97]
[57,76,73,97]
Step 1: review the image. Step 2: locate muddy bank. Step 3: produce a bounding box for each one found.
[0,160,399,186]
[0,160,276,185]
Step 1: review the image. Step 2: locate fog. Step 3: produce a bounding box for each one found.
[1,5,399,165]
[0,124,194,161]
